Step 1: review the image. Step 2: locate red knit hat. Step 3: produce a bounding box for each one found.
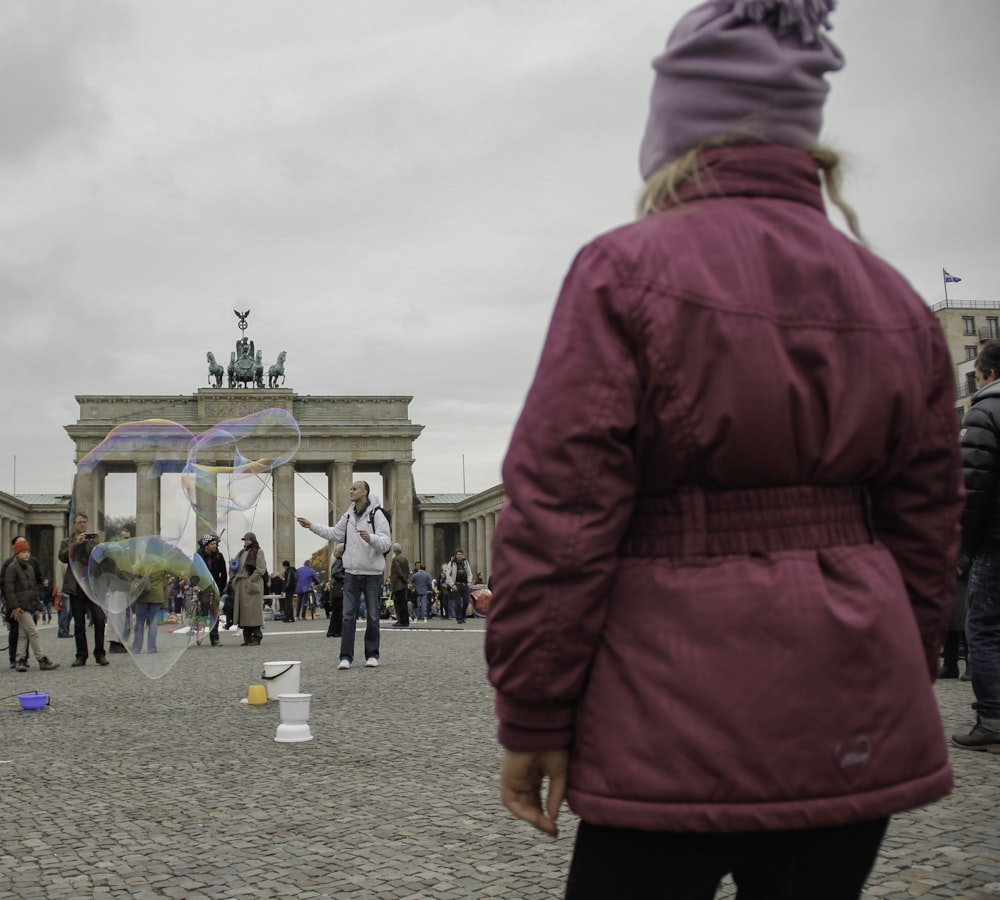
[12,538,30,555]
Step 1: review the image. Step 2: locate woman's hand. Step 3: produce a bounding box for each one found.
[500,748,569,837]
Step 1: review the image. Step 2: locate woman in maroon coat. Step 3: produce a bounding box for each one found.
[485,2,963,897]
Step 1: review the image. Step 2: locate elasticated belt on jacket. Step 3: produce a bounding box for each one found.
[620,485,873,558]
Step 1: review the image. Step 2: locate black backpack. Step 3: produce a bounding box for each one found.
[365,506,391,557]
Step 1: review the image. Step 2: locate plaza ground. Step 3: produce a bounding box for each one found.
[1,618,998,899]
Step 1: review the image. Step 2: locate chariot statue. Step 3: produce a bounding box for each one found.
[205,309,287,389]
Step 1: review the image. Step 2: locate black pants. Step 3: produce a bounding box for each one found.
[71,591,106,662]
[565,818,889,900]
[453,583,470,622]
[326,594,343,636]
[7,617,20,666]
[282,592,295,622]
[392,588,410,625]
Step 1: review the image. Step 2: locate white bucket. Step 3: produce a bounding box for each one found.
[275,692,313,743]
[261,660,301,701]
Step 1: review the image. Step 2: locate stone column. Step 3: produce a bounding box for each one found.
[468,519,478,573]
[74,468,106,532]
[51,523,66,589]
[329,462,354,526]
[461,521,470,557]
[0,517,9,554]
[422,522,435,572]
[194,468,218,538]
[135,463,161,537]
[391,460,415,555]
[484,513,495,582]
[475,516,487,579]
[272,463,295,569]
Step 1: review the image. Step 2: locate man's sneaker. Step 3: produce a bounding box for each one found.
[71,658,86,667]
[15,658,28,673]
[365,657,379,668]
[951,723,1000,752]
[338,659,351,670]
[95,656,109,666]
[38,657,60,671]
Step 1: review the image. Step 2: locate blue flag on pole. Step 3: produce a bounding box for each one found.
[944,269,962,284]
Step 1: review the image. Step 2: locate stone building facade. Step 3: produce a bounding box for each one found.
[62,389,507,582]
[0,491,71,584]
[931,298,1000,424]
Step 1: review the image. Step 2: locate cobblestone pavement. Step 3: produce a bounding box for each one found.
[1,618,998,899]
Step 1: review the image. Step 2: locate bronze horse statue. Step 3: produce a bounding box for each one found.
[206,352,224,388]
[268,350,287,388]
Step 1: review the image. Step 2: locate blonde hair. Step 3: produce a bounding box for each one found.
[636,141,865,245]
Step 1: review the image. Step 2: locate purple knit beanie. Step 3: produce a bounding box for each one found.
[639,0,844,180]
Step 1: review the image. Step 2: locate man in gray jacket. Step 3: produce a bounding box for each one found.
[297,480,391,669]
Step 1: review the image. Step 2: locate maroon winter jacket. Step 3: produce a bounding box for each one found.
[486,145,963,833]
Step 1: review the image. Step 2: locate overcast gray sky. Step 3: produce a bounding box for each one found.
[2,1,997,558]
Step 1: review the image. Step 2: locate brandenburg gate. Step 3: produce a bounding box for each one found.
[64,389,423,567]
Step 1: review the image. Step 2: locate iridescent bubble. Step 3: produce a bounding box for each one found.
[67,408,299,678]
[93,536,217,679]
[181,408,301,541]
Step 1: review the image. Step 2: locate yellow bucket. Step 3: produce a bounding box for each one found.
[247,684,268,705]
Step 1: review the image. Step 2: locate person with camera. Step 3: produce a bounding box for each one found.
[59,512,109,667]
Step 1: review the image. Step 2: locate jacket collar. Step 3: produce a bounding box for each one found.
[671,145,826,214]
[973,379,1000,403]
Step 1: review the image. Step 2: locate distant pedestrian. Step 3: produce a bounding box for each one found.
[2,534,42,668]
[390,543,410,627]
[281,560,296,623]
[132,567,167,654]
[410,562,433,622]
[326,543,345,638]
[295,561,320,620]
[60,512,108,667]
[232,533,266,645]
[4,539,59,672]
[445,549,472,625]
[196,533,228,647]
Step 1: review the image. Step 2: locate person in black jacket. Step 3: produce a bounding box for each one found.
[4,538,59,672]
[326,543,345,638]
[954,339,1000,751]
[281,560,296,623]
[196,534,228,647]
[2,534,44,669]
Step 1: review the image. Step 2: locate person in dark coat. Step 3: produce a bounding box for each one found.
[2,534,43,669]
[953,339,1000,749]
[326,543,345,638]
[4,539,59,672]
[942,555,970,679]
[196,533,228,647]
[232,533,266,645]
[485,2,964,897]
[281,560,296,623]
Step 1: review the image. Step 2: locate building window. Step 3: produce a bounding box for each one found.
[957,407,966,427]
[988,317,1000,340]
[964,316,976,335]
[967,372,979,395]
[967,345,979,360]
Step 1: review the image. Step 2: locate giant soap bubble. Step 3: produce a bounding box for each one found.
[84,536,217,679]
[69,408,300,678]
